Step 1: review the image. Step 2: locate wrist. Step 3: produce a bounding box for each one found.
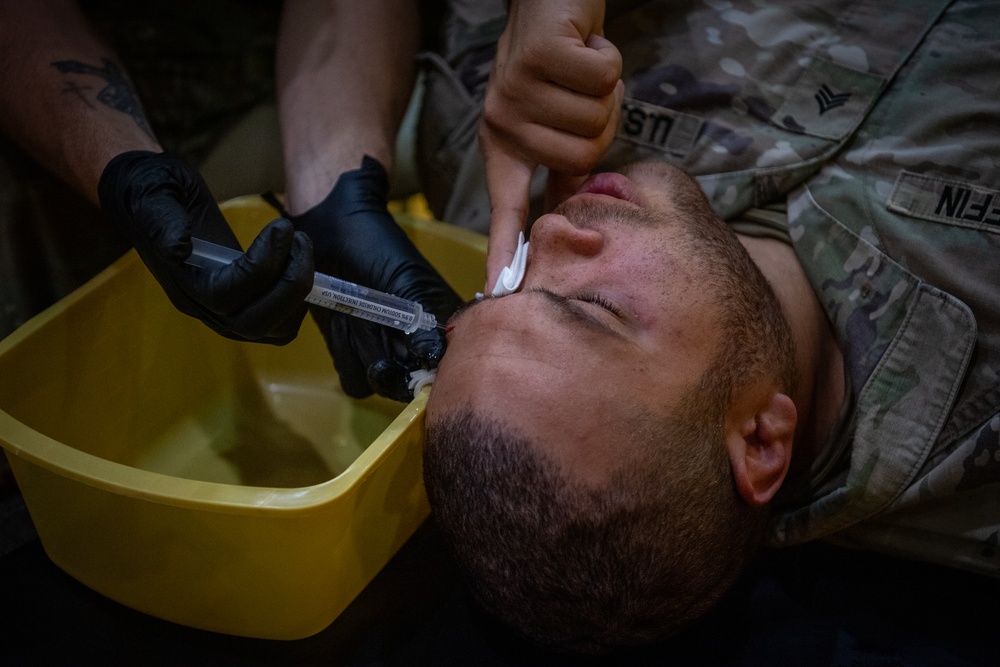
[284,150,393,216]
[281,133,395,215]
[60,130,161,208]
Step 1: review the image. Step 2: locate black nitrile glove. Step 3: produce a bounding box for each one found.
[98,150,314,344]
[291,156,463,402]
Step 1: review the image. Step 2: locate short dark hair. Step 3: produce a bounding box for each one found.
[423,378,768,653]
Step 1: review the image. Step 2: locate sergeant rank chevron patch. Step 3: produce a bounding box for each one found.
[815,84,851,114]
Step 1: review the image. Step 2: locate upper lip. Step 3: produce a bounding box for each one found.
[575,172,643,206]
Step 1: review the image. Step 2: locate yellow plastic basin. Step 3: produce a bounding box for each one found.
[0,196,485,640]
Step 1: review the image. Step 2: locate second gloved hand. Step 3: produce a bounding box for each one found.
[291,156,463,402]
[98,150,314,344]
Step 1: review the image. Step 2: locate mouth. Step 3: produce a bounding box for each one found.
[576,172,642,205]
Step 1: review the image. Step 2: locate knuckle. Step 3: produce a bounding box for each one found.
[590,49,623,95]
[519,41,551,76]
[481,91,513,134]
[581,105,611,137]
[482,91,502,125]
[594,67,621,96]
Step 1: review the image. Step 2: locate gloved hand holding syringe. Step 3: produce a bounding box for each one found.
[185,238,440,334]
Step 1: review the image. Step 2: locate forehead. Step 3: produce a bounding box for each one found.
[428,292,718,485]
[432,286,719,416]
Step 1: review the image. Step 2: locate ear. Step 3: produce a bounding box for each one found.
[726,392,797,507]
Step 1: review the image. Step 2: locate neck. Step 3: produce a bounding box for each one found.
[737,234,845,486]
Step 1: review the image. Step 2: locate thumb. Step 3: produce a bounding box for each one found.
[484,149,534,293]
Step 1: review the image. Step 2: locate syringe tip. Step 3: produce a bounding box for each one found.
[417,311,439,332]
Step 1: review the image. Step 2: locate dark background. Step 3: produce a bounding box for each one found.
[3,501,998,667]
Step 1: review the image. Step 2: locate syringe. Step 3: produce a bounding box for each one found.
[184,238,439,334]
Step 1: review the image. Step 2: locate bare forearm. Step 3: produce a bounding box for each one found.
[0,0,160,204]
[276,0,420,214]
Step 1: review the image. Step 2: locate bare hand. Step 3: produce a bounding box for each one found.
[480,1,623,290]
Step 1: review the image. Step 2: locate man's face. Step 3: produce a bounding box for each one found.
[427,163,726,486]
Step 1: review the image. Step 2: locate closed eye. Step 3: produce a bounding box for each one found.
[575,293,625,319]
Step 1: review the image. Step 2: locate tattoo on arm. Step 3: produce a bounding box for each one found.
[51,58,155,141]
[60,80,96,109]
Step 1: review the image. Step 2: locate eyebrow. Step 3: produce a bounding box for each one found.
[448,289,628,342]
[448,295,491,323]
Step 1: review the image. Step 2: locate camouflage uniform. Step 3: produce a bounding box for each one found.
[419,0,1000,576]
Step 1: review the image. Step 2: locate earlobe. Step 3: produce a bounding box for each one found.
[727,393,797,507]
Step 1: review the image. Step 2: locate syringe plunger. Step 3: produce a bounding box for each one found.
[185,238,438,334]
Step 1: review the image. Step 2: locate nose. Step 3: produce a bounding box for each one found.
[530,213,604,257]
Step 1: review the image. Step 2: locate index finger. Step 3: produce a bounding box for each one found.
[484,149,534,293]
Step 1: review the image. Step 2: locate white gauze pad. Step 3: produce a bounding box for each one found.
[412,232,530,396]
[477,231,530,299]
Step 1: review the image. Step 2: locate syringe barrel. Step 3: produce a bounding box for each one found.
[307,274,436,333]
[186,238,437,333]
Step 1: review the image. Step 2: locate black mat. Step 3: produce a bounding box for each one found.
[2,506,998,667]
